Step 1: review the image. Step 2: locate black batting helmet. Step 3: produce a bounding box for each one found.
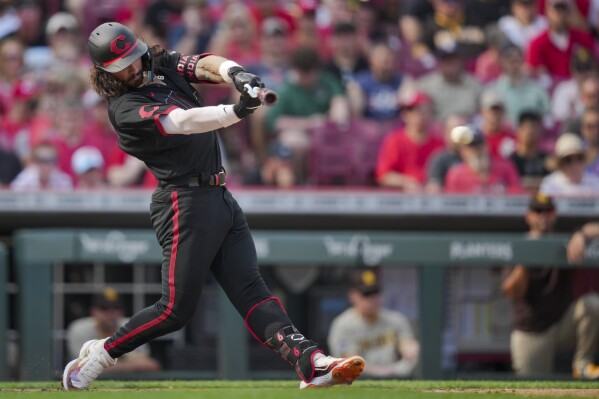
[88,22,149,73]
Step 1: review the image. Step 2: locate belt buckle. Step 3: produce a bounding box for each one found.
[215,171,226,186]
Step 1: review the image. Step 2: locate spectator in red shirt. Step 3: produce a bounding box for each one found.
[207,3,261,67]
[445,125,523,194]
[375,91,444,191]
[526,0,594,81]
[478,89,517,159]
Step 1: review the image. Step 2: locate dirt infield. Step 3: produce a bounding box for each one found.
[434,389,599,396]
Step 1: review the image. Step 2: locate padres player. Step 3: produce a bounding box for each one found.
[62,22,364,390]
[328,269,419,377]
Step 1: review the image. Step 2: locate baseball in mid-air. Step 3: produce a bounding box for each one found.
[450,125,474,145]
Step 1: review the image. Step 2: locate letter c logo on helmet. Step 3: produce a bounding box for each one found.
[110,35,130,55]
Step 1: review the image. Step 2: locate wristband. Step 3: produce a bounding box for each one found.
[217,105,241,127]
[219,60,242,83]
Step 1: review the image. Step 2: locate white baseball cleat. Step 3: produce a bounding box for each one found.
[299,354,365,389]
[62,338,117,391]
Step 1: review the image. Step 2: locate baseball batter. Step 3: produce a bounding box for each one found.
[62,22,364,390]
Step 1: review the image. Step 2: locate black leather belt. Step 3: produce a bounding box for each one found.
[160,170,226,188]
[189,170,226,187]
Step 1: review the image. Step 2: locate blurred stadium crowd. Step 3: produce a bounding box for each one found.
[0,0,599,193]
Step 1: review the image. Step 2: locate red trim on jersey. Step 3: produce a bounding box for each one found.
[105,191,180,352]
[154,106,180,136]
[244,297,287,345]
[102,40,140,67]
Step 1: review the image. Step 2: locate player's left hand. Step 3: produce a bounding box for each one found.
[228,67,264,94]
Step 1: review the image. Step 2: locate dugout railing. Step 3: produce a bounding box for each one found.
[13,229,599,381]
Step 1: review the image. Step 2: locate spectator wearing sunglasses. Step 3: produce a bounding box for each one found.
[540,133,599,195]
[10,141,72,190]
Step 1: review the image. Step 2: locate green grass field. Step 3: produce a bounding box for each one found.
[1,380,599,399]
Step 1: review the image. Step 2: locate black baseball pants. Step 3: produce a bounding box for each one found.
[104,185,284,358]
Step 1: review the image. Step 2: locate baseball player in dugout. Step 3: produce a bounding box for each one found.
[62,22,364,390]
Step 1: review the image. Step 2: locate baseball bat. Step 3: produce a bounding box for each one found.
[257,88,278,106]
[244,84,279,106]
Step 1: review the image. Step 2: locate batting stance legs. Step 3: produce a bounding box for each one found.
[63,186,364,389]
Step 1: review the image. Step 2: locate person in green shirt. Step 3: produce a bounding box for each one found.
[265,46,350,183]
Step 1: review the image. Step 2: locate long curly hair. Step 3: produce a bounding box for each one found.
[90,44,166,100]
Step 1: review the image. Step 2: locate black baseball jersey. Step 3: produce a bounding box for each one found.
[108,51,221,181]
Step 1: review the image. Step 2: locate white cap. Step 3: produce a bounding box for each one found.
[555,133,585,158]
[71,146,104,175]
[46,12,78,36]
[480,89,505,109]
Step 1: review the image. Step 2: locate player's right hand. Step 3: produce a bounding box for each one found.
[233,87,262,118]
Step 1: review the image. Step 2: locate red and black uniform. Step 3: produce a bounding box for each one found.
[103,50,320,381]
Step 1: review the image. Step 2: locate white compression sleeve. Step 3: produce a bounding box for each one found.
[218,60,242,83]
[159,106,240,135]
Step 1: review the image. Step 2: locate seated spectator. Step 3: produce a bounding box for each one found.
[71,146,106,189]
[551,47,596,124]
[0,36,25,116]
[399,0,434,46]
[0,0,20,42]
[49,97,100,180]
[81,90,118,166]
[0,79,38,158]
[473,26,510,84]
[244,141,295,187]
[207,3,261,67]
[417,45,482,122]
[67,288,161,372]
[245,16,293,163]
[493,44,551,127]
[292,2,325,59]
[142,0,184,44]
[445,125,522,193]
[328,268,420,377]
[509,111,551,192]
[168,0,216,55]
[247,17,292,92]
[537,0,592,30]
[347,43,403,122]
[426,113,469,193]
[248,0,296,34]
[265,46,349,183]
[526,0,594,83]
[0,146,21,187]
[353,2,389,56]
[10,141,72,190]
[498,0,548,50]
[324,22,369,89]
[581,106,599,176]
[420,0,487,62]
[561,76,599,136]
[478,90,517,159]
[376,91,444,191]
[540,133,599,195]
[502,193,599,379]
